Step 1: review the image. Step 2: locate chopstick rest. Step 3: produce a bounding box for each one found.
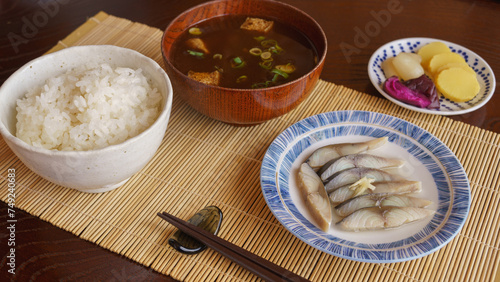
[167,206,223,254]
[158,211,309,282]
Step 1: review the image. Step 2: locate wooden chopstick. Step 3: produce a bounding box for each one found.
[157,212,309,282]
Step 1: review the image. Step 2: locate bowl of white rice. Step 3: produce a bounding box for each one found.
[0,45,173,193]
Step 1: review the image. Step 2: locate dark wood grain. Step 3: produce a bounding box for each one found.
[1,0,499,280]
[0,204,173,281]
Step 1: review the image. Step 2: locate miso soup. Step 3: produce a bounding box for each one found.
[170,15,318,89]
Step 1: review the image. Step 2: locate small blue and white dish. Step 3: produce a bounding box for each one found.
[260,110,470,263]
[368,37,495,115]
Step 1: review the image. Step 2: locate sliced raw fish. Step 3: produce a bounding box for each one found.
[384,207,435,228]
[381,195,431,208]
[297,163,332,231]
[318,154,405,181]
[337,207,435,231]
[335,194,432,217]
[337,207,386,231]
[324,168,398,193]
[335,194,379,217]
[307,137,388,169]
[329,181,421,205]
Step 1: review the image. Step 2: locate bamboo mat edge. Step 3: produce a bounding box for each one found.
[1,11,499,282]
[47,11,111,54]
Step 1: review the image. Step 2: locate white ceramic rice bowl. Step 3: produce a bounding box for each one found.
[0,45,173,193]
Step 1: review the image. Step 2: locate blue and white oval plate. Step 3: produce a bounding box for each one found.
[260,111,470,263]
[368,37,495,115]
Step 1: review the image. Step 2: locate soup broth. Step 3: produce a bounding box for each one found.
[170,15,318,89]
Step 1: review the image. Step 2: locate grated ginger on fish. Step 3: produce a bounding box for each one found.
[349,177,376,197]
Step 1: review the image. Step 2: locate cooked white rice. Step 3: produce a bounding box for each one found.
[16,63,162,151]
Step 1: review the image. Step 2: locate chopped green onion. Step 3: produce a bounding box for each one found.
[213,53,223,59]
[249,47,262,56]
[275,63,296,74]
[187,50,204,58]
[189,27,202,35]
[261,39,277,48]
[271,68,289,79]
[270,45,283,54]
[236,75,248,83]
[260,51,272,60]
[214,65,224,73]
[231,56,246,68]
[259,39,283,54]
[271,74,280,83]
[259,60,273,70]
[254,36,266,42]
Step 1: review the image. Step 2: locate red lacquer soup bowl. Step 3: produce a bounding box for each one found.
[161,0,327,126]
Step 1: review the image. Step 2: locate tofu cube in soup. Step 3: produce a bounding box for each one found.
[188,70,221,86]
[171,15,317,89]
[240,17,274,33]
[186,38,210,54]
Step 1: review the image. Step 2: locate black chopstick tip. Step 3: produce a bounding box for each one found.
[170,207,222,254]
[157,210,309,282]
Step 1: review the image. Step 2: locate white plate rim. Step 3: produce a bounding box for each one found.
[260,110,471,263]
[368,37,496,115]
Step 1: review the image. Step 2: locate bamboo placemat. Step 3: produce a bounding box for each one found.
[1,12,499,282]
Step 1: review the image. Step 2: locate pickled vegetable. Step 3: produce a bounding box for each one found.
[381,57,398,78]
[403,74,440,109]
[428,52,466,76]
[392,52,425,81]
[383,76,432,108]
[405,52,422,63]
[417,41,451,68]
[381,40,481,107]
[435,62,475,76]
[436,67,480,102]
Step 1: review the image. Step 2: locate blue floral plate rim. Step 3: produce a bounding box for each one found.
[368,37,495,115]
[260,110,470,263]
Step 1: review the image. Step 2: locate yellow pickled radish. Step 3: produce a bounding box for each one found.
[428,52,466,76]
[418,41,451,69]
[435,62,475,76]
[436,67,480,102]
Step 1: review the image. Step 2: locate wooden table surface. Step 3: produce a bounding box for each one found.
[1,0,499,281]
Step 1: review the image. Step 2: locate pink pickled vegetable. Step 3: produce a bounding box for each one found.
[383,76,431,108]
[404,75,440,109]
